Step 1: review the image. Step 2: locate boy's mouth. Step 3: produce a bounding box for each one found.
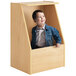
[41,20,45,22]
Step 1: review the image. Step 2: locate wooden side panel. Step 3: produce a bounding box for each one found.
[11,3,31,74]
[31,44,65,73]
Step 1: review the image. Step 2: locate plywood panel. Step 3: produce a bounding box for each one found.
[11,3,31,74]
[31,44,65,73]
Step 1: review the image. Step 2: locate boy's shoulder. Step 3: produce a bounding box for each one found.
[32,25,37,32]
[32,25,37,29]
[45,24,55,29]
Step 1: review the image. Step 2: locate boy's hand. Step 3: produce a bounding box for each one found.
[56,43,60,47]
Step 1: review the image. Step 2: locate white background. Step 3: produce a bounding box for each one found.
[0,0,76,76]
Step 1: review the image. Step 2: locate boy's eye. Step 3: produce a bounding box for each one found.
[38,16,45,18]
[38,16,41,18]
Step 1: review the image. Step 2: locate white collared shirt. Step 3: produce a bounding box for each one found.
[36,24,46,47]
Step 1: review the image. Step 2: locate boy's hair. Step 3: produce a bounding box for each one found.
[32,10,43,21]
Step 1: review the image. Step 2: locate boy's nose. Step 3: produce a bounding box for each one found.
[41,17,44,19]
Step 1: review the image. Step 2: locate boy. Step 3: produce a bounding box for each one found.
[31,10,61,49]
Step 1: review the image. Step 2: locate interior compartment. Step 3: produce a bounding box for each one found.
[22,4,64,49]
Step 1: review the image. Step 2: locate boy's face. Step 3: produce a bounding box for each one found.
[35,12,46,26]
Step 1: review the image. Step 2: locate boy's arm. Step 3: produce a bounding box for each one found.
[51,27,61,47]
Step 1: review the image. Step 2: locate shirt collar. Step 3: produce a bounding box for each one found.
[36,24,45,30]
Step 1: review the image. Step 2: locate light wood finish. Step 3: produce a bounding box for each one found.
[11,3,31,74]
[11,1,65,74]
[31,44,65,73]
[21,1,58,6]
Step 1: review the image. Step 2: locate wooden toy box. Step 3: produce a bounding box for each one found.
[11,1,65,74]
